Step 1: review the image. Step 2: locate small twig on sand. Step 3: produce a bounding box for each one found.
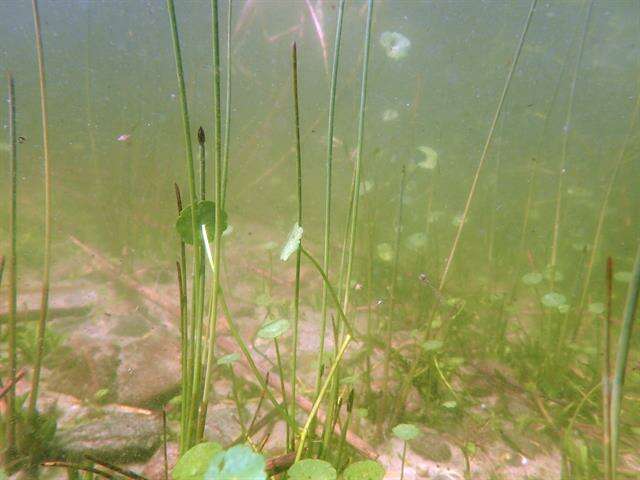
[84,455,148,480]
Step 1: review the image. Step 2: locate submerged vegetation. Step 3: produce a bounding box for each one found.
[1,1,640,479]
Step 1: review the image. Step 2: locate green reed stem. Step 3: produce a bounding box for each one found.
[229,364,247,439]
[0,255,5,292]
[319,2,372,456]
[603,257,613,480]
[295,334,352,462]
[221,0,232,209]
[301,246,355,337]
[218,286,296,430]
[610,243,640,477]
[273,338,289,448]
[549,0,593,286]
[198,127,206,200]
[166,0,202,452]
[341,0,373,316]
[5,71,18,463]
[198,0,224,440]
[336,389,354,468]
[399,441,407,480]
[289,41,304,451]
[382,166,407,421]
[316,0,346,404]
[438,0,537,291]
[176,260,188,448]
[28,0,53,423]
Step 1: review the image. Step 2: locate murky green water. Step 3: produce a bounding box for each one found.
[1,0,639,477]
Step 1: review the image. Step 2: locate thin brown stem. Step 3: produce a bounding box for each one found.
[439,0,537,291]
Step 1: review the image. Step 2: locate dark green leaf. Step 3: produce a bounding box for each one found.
[176,201,228,245]
[172,442,223,480]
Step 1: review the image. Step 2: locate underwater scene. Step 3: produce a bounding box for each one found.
[1,0,640,478]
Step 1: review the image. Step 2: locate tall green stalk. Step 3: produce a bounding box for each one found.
[28,0,53,422]
[603,257,613,480]
[295,334,352,462]
[289,41,304,451]
[549,0,593,286]
[610,243,640,477]
[316,0,346,402]
[438,0,537,291]
[166,0,202,453]
[320,0,373,456]
[5,71,18,464]
[382,166,407,421]
[221,0,232,209]
[198,0,224,439]
[341,0,373,316]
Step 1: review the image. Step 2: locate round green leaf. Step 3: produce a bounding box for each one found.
[280,223,303,261]
[543,266,564,282]
[257,319,290,340]
[217,353,240,366]
[377,243,394,262]
[407,232,427,250]
[614,271,632,283]
[588,302,605,315]
[417,146,438,170]
[176,201,228,245]
[392,423,421,441]
[521,272,543,285]
[205,444,266,480]
[288,459,337,480]
[541,292,567,308]
[172,442,223,480]
[422,339,443,352]
[359,179,374,196]
[343,461,385,480]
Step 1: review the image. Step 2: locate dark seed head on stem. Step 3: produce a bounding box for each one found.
[197,126,205,146]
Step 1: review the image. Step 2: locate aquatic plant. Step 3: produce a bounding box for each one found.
[379,32,411,60]
[316,0,346,412]
[4,72,18,467]
[438,0,537,291]
[27,0,54,434]
[549,0,594,286]
[610,243,640,477]
[417,146,438,170]
[392,423,420,480]
[289,41,304,452]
